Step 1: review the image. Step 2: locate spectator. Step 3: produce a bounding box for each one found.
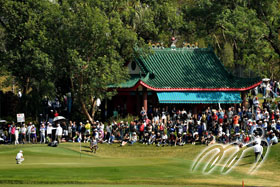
[130,132,137,145]
[27,123,32,143]
[270,133,278,145]
[15,125,20,145]
[40,124,46,144]
[20,124,26,144]
[31,125,37,144]
[56,124,63,143]
[47,123,53,143]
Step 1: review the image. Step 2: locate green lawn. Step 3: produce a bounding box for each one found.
[0,142,279,186]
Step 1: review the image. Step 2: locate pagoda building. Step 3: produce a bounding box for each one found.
[107,47,261,116]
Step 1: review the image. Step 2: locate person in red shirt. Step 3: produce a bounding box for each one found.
[270,110,275,120]
[243,135,250,143]
[212,111,218,122]
[54,110,59,117]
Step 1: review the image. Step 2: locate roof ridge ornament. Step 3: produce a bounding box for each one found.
[171,37,177,50]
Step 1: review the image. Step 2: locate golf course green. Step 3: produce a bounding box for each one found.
[0,142,279,186]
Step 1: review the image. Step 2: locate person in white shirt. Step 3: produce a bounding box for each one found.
[161,132,168,146]
[253,142,263,162]
[254,135,262,145]
[20,125,26,144]
[130,132,138,145]
[27,123,32,143]
[16,150,24,164]
[15,126,20,145]
[266,83,271,98]
[255,111,262,121]
[253,97,259,111]
[47,123,53,142]
[271,120,277,130]
[56,124,63,143]
[270,133,278,145]
[40,124,46,144]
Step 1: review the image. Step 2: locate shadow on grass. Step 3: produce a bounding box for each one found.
[82,149,93,153]
[238,162,254,167]
[243,155,253,158]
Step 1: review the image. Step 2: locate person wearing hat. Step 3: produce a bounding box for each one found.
[93,128,99,140]
[270,133,278,145]
[89,137,98,153]
[56,124,63,143]
[16,150,24,164]
[46,122,53,143]
[84,120,91,143]
[31,124,37,144]
[253,142,263,162]
[275,109,280,120]
[148,131,156,145]
[130,132,138,145]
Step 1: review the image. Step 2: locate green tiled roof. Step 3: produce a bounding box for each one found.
[137,48,260,89]
[108,74,140,88]
[111,48,261,90]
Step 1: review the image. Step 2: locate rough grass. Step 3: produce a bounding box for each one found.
[0,143,279,186]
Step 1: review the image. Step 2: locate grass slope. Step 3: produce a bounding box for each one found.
[0,143,279,186]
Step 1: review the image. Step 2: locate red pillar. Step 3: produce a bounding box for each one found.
[143,87,148,112]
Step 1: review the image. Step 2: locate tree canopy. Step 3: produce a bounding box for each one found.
[0,0,279,120]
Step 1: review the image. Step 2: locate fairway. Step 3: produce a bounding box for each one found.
[0,143,280,186]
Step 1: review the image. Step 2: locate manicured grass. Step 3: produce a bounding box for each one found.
[0,142,279,186]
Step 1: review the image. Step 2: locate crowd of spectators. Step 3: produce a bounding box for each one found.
[1,88,280,148]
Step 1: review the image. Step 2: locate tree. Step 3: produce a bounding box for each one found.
[47,0,140,122]
[0,0,55,116]
[181,0,280,79]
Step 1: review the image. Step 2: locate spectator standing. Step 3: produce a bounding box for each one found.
[31,125,37,144]
[46,123,53,142]
[56,124,63,143]
[15,125,20,145]
[71,122,77,139]
[40,124,46,144]
[11,125,15,143]
[27,123,32,143]
[68,121,73,140]
[20,124,26,144]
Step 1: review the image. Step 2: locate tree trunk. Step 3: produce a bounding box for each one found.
[80,98,97,124]
[80,100,94,123]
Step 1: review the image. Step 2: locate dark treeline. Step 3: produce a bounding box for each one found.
[0,0,279,120]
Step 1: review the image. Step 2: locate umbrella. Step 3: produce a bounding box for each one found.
[0,120,7,123]
[262,78,270,82]
[53,116,66,122]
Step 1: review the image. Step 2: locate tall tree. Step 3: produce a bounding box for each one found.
[0,0,55,116]
[181,0,280,78]
[47,0,140,122]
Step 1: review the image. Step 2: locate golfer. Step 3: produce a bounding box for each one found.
[90,137,98,153]
[16,150,24,164]
[253,142,263,162]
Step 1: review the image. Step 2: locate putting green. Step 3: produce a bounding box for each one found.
[0,143,279,186]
